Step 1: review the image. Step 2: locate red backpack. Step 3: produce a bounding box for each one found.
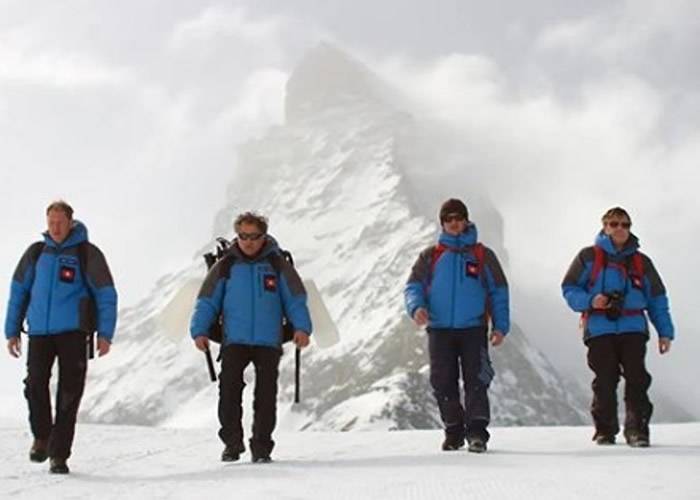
[428,242,490,324]
[580,246,644,327]
[588,246,644,290]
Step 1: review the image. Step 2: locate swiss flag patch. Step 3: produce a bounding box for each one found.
[263,274,277,292]
[59,266,76,283]
[465,262,480,278]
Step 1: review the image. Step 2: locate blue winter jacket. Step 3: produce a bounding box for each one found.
[190,237,312,347]
[561,232,674,341]
[404,224,510,333]
[4,220,118,341]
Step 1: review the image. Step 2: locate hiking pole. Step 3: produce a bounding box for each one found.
[294,347,301,403]
[205,348,217,382]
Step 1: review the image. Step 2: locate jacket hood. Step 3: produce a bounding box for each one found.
[594,230,640,257]
[438,222,478,248]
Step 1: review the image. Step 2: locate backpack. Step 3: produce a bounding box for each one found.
[588,246,644,290]
[428,242,486,287]
[203,238,295,345]
[24,242,97,358]
[427,242,491,327]
[201,238,303,402]
[580,246,645,327]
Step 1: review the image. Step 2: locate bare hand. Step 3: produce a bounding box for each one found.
[97,337,111,357]
[490,331,505,347]
[194,336,210,352]
[659,338,671,355]
[293,331,310,349]
[591,294,609,309]
[7,337,21,358]
[413,308,429,327]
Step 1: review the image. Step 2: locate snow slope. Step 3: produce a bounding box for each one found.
[1,422,698,499]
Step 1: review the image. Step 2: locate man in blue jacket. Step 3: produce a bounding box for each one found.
[562,207,674,447]
[5,200,117,474]
[191,212,312,463]
[405,198,509,453]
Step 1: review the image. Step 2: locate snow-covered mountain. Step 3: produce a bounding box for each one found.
[79,43,593,429]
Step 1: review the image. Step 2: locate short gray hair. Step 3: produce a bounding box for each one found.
[234,211,268,234]
[46,200,74,219]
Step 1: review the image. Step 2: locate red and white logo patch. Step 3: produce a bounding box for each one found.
[263,274,277,292]
[59,266,76,283]
[465,262,480,278]
[631,276,643,289]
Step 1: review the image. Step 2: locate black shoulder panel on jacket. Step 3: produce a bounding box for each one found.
[84,243,115,288]
[562,246,594,287]
[12,241,44,283]
[407,245,435,285]
[639,252,666,297]
[483,246,508,287]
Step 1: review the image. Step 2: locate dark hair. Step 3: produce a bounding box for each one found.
[601,206,631,224]
[46,200,74,219]
[234,211,268,234]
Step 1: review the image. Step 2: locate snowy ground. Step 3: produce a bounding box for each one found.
[1,422,699,499]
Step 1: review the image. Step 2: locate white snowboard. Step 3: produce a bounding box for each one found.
[303,279,340,348]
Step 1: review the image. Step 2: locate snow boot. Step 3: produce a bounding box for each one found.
[49,458,69,474]
[441,432,465,451]
[624,431,650,448]
[221,443,245,462]
[594,434,616,445]
[250,438,274,463]
[29,439,48,463]
[467,437,487,453]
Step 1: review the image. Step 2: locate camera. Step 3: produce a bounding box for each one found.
[605,291,624,321]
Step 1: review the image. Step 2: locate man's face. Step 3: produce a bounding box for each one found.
[603,215,632,247]
[47,209,72,244]
[441,213,468,236]
[237,221,266,257]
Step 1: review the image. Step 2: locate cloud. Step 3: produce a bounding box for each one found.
[0,34,132,87]
[534,0,700,63]
[213,68,287,132]
[169,5,282,49]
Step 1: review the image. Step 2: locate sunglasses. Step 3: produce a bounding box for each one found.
[442,214,466,223]
[238,232,265,241]
[607,221,631,229]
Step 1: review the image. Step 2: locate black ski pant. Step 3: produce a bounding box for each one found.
[24,331,88,460]
[586,333,653,438]
[218,343,281,457]
[428,327,494,442]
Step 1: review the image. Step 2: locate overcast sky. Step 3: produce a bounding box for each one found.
[1,0,698,420]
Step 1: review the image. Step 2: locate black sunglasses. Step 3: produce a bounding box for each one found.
[607,221,631,229]
[442,214,466,223]
[238,232,265,241]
